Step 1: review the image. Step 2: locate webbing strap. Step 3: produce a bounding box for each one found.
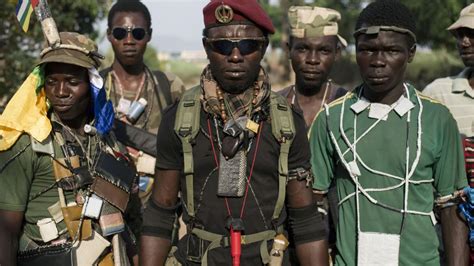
[192,227,279,265]
[269,92,295,220]
[183,144,194,217]
[273,143,290,220]
[174,86,202,218]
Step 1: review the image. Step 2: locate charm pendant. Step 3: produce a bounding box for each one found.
[221,135,241,159]
[217,150,247,197]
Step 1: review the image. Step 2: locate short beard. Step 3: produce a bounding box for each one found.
[295,79,326,97]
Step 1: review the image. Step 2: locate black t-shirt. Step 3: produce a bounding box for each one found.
[155,99,311,265]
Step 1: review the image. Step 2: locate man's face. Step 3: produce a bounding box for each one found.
[203,24,267,94]
[356,30,415,95]
[290,36,340,94]
[107,11,151,67]
[453,27,474,67]
[45,63,90,121]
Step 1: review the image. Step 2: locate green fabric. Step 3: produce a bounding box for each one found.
[269,92,295,220]
[192,227,278,266]
[174,85,202,218]
[0,134,74,241]
[309,85,467,265]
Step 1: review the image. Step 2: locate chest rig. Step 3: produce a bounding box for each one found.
[24,125,137,266]
[174,85,295,265]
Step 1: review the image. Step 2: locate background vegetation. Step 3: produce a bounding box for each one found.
[0,0,471,107]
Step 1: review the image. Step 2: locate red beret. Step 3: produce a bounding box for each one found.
[203,0,275,34]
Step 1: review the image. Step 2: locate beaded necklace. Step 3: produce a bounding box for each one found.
[215,81,260,123]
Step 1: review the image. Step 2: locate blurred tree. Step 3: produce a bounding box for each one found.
[263,0,470,49]
[261,0,468,88]
[401,0,471,50]
[0,0,111,100]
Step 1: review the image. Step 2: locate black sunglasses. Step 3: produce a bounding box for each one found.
[112,27,147,41]
[205,37,266,56]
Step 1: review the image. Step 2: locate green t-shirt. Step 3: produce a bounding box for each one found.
[0,134,74,241]
[309,85,467,265]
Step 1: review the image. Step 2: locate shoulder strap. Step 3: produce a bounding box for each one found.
[30,134,55,156]
[99,67,112,79]
[173,88,294,222]
[152,70,173,106]
[99,67,113,99]
[174,85,202,218]
[269,91,295,221]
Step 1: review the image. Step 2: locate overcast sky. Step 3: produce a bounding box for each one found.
[99,0,279,52]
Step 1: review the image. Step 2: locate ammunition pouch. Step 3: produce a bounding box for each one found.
[57,166,94,191]
[94,151,136,193]
[91,151,138,212]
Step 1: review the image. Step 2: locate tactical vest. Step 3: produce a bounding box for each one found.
[20,131,135,266]
[174,85,295,265]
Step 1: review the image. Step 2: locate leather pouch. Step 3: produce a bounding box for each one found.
[17,242,74,266]
[98,252,114,266]
[92,177,130,212]
[186,233,205,263]
[52,156,80,181]
[94,151,136,193]
[61,206,92,240]
[57,166,94,191]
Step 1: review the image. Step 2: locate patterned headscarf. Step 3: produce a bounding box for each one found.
[0,66,114,151]
[200,65,271,121]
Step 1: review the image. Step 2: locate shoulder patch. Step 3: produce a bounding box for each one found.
[30,134,54,156]
[327,91,353,108]
[417,91,442,104]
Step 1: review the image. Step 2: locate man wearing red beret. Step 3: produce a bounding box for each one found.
[140,0,329,265]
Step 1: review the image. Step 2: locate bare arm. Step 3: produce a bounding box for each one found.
[440,205,469,266]
[0,210,24,266]
[287,180,329,266]
[140,169,180,266]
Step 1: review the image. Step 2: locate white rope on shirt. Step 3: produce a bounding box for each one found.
[338,177,435,206]
[326,83,432,231]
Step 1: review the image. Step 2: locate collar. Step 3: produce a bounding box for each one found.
[452,67,474,98]
[350,93,415,121]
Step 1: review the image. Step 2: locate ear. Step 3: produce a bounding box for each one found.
[202,38,209,51]
[284,41,290,55]
[335,43,342,61]
[107,28,113,42]
[261,39,269,56]
[407,44,416,63]
[148,28,153,40]
[202,38,211,59]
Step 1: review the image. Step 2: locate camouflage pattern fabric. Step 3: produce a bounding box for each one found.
[288,6,347,47]
[447,3,474,31]
[39,32,102,69]
[200,65,271,121]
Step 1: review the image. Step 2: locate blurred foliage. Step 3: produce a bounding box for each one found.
[260,0,469,89]
[0,0,110,99]
[402,0,471,50]
[163,60,205,87]
[264,0,470,49]
[406,49,464,90]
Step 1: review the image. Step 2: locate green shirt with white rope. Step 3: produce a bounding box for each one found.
[310,84,467,265]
